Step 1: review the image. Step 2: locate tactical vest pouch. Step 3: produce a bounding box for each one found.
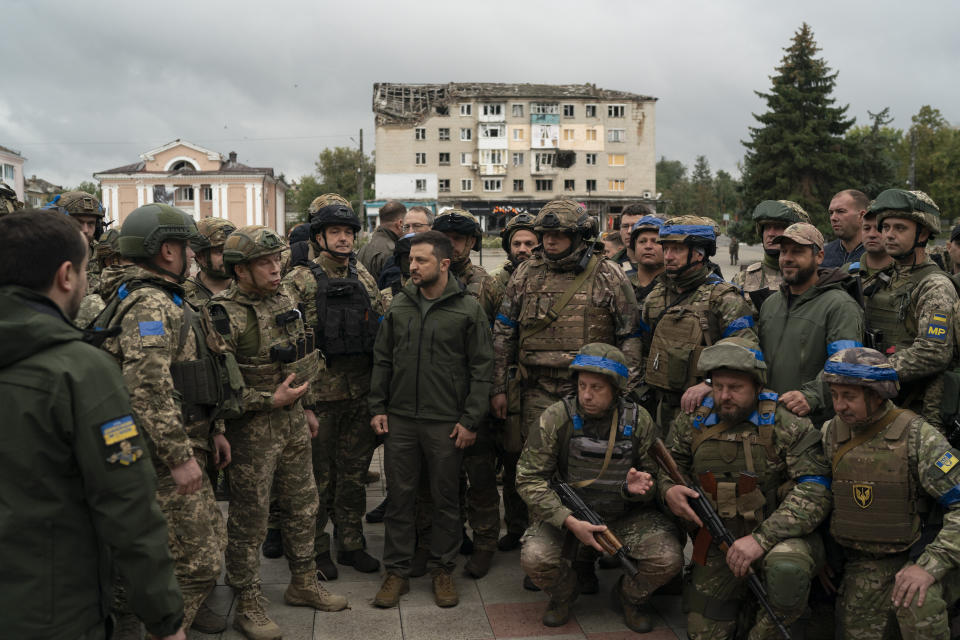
[506,365,522,415]
[170,357,221,422]
[239,361,283,393]
[310,263,379,357]
[646,308,706,392]
[218,352,245,420]
[282,348,321,388]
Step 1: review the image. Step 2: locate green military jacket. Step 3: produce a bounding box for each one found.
[659,398,831,552]
[0,286,183,639]
[758,270,864,421]
[369,275,494,430]
[451,258,494,320]
[731,253,782,297]
[357,225,398,281]
[517,396,658,529]
[477,259,514,327]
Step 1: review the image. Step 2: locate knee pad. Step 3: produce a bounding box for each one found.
[765,556,812,611]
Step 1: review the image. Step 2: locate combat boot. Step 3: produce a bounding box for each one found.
[111,613,142,640]
[574,560,599,594]
[191,601,227,634]
[373,572,410,608]
[315,550,339,580]
[542,595,576,627]
[497,531,523,551]
[337,548,380,573]
[365,497,387,523]
[284,572,349,611]
[612,576,653,634]
[464,549,494,578]
[233,587,281,640]
[261,527,283,559]
[431,568,459,607]
[459,527,474,555]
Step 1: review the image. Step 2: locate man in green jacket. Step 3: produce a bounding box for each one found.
[758,223,864,425]
[357,200,405,280]
[369,230,494,609]
[0,210,185,640]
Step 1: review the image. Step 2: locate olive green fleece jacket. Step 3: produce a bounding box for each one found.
[369,275,494,430]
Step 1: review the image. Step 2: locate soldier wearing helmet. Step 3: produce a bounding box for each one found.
[207,224,349,637]
[517,343,682,632]
[45,190,110,294]
[279,199,386,580]
[75,228,127,328]
[96,203,230,635]
[357,199,406,280]
[183,217,237,305]
[0,181,24,215]
[661,338,832,640]
[862,189,958,427]
[731,200,812,306]
[627,214,666,304]
[641,215,758,429]
[611,202,657,277]
[820,347,960,640]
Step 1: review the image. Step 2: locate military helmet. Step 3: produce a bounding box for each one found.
[697,337,768,386]
[751,200,811,231]
[222,225,286,277]
[433,208,482,250]
[569,343,630,391]
[535,198,588,234]
[822,347,900,399]
[0,181,23,215]
[629,215,665,248]
[500,212,537,252]
[45,191,106,219]
[310,203,362,235]
[308,192,352,215]
[190,217,237,252]
[95,228,121,261]
[870,189,941,236]
[658,215,718,256]
[118,203,197,258]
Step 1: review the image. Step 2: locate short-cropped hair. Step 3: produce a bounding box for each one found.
[379,200,407,224]
[406,205,435,225]
[0,210,87,292]
[410,230,453,262]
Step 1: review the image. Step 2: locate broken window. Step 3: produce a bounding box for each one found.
[564,179,575,191]
[586,105,597,118]
[555,150,576,169]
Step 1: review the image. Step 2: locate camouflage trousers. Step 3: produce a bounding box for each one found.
[837,550,959,640]
[155,452,225,628]
[311,398,376,554]
[520,507,683,604]
[225,405,319,591]
[685,533,824,640]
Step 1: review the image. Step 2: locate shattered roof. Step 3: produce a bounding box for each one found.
[373,82,657,126]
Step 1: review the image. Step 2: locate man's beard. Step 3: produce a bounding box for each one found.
[719,404,755,425]
[415,271,440,289]
[783,263,817,285]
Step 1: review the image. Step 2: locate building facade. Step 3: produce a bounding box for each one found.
[24,175,64,208]
[94,140,287,232]
[372,83,657,231]
[0,144,26,200]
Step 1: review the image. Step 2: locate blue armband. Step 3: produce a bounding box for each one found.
[796,475,831,489]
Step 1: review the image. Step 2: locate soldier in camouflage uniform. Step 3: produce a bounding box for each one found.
[98,204,229,635]
[609,202,656,279]
[0,180,23,215]
[627,215,666,305]
[43,191,108,291]
[282,201,385,578]
[642,216,758,429]
[863,190,958,429]
[479,213,538,552]
[75,228,122,327]
[821,347,960,639]
[661,338,832,639]
[183,216,236,305]
[207,225,348,639]
[731,200,811,308]
[518,343,683,632]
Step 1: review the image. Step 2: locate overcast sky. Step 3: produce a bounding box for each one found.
[3,0,958,190]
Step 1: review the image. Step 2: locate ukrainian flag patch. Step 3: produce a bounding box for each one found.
[101,415,138,445]
[936,451,957,474]
[925,313,949,342]
[138,321,164,337]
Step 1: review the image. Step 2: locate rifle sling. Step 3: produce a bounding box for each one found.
[519,253,601,343]
[690,421,732,455]
[570,408,619,489]
[831,408,905,473]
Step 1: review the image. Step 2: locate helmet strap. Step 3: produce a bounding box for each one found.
[318,228,353,261]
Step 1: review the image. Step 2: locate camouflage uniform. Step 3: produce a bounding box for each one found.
[731,201,811,306]
[0,180,24,214]
[99,204,225,629]
[183,217,236,307]
[864,190,958,428]
[642,216,758,429]
[658,339,832,640]
[518,344,683,627]
[820,347,960,640]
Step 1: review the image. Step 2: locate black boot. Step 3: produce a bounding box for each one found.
[574,560,599,595]
[497,531,523,552]
[459,528,474,556]
[315,550,339,580]
[337,548,380,573]
[261,528,283,559]
[366,497,388,523]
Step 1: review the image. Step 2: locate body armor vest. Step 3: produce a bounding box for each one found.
[307,260,378,357]
[645,283,723,392]
[739,261,781,293]
[689,391,783,537]
[827,410,922,552]
[865,263,937,353]
[563,397,639,519]
[518,264,616,369]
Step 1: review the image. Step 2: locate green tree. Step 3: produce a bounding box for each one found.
[656,156,692,215]
[315,147,375,212]
[741,22,854,229]
[286,175,325,222]
[656,156,687,192]
[74,180,102,201]
[714,169,742,218]
[691,155,716,217]
[845,107,903,196]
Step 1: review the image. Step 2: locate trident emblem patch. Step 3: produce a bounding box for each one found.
[853,483,873,509]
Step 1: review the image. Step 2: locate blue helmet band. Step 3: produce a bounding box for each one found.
[571,354,629,380]
[824,361,899,382]
[659,224,716,241]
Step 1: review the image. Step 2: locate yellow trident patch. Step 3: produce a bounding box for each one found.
[853,483,873,509]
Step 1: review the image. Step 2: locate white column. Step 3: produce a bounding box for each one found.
[212,182,221,218]
[276,186,286,234]
[245,184,254,226]
[254,183,263,226]
[146,184,154,204]
[111,185,119,223]
[193,184,201,218]
[136,184,145,208]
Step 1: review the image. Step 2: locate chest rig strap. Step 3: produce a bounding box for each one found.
[563,398,637,489]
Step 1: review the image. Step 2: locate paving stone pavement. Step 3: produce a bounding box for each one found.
[190,447,688,639]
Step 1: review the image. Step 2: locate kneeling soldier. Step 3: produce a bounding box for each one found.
[661,338,832,639]
[822,347,960,640]
[517,343,683,633]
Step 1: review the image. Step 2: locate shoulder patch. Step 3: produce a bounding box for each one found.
[138,320,165,337]
[746,262,762,272]
[101,415,138,445]
[936,451,957,473]
[925,313,949,342]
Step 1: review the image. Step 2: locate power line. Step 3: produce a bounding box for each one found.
[12,134,356,147]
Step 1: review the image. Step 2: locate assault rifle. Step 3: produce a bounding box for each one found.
[551,480,639,578]
[844,271,882,350]
[650,439,792,640]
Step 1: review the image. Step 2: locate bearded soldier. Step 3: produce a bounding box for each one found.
[661,338,832,639]
[518,343,683,632]
[821,347,960,639]
[183,217,236,305]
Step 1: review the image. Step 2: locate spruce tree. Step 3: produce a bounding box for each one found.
[742,23,853,228]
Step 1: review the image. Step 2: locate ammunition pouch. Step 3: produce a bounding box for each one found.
[170,357,221,423]
[218,352,245,420]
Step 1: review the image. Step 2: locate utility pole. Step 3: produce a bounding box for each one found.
[356,128,365,230]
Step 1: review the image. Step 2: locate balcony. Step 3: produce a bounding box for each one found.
[530,113,560,125]
[479,164,507,176]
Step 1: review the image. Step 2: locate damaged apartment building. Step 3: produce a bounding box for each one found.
[370,82,658,233]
